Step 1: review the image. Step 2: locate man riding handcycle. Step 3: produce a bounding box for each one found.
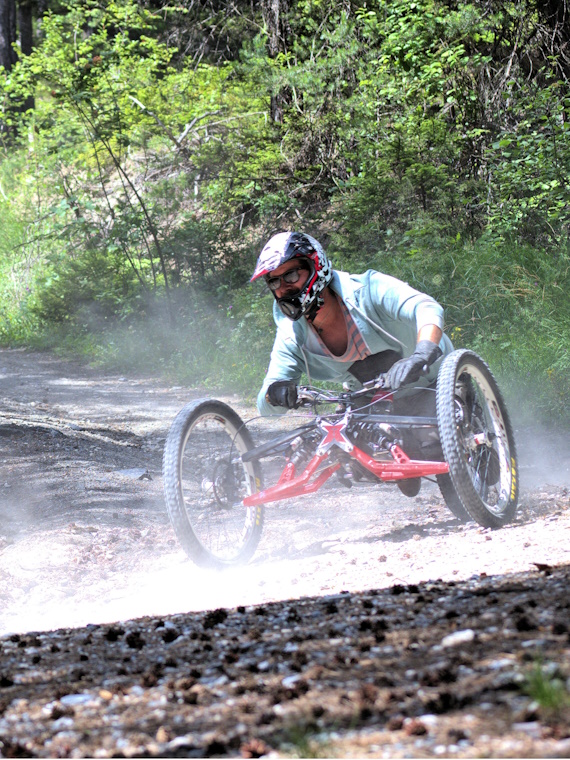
[162,232,518,568]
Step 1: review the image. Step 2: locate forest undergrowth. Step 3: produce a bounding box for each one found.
[2,0,570,425]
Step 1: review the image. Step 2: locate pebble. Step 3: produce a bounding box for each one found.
[441,629,475,647]
[282,674,301,688]
[512,721,542,738]
[52,717,75,730]
[117,468,150,480]
[487,658,515,670]
[60,693,97,707]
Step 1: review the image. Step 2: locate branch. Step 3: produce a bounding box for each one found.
[178,111,268,143]
[128,98,268,151]
[176,111,222,144]
[128,95,182,148]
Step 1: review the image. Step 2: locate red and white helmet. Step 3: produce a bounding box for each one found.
[251,231,333,320]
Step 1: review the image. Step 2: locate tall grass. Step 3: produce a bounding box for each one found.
[0,156,43,344]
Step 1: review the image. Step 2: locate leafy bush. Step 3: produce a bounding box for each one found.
[2,0,570,425]
[328,228,570,423]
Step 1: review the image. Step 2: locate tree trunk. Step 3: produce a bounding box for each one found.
[35,0,48,41]
[0,0,18,71]
[17,0,34,110]
[17,0,33,55]
[261,0,289,123]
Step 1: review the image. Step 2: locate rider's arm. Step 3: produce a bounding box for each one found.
[257,333,304,416]
[364,271,452,386]
[366,271,447,350]
[417,324,443,345]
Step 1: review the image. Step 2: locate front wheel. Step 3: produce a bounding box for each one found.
[162,399,264,569]
[436,350,518,528]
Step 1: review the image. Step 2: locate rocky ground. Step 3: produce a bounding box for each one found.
[0,347,569,758]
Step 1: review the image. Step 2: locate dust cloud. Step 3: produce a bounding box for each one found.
[0,540,305,636]
[0,347,569,638]
[515,423,570,488]
[2,466,570,639]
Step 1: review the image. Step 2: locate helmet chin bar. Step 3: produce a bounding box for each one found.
[276,295,304,321]
[277,293,324,321]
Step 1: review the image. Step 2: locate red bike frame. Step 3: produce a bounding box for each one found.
[243,414,449,507]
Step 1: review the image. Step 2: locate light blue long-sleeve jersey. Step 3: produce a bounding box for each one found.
[257,269,454,416]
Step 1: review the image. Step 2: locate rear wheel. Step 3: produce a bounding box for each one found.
[162,399,264,569]
[436,350,518,528]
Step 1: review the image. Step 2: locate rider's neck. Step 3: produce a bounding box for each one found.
[309,289,348,355]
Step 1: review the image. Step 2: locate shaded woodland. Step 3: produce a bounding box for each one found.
[1,0,570,418]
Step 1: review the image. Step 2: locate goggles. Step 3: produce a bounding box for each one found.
[265,266,308,292]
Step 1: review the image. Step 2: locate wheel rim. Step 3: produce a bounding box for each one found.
[454,363,515,517]
[180,413,259,562]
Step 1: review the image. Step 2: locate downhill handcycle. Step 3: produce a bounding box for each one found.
[162,349,518,570]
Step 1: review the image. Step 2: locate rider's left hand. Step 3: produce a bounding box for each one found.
[384,340,443,390]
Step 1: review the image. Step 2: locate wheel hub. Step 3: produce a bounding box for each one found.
[211,460,239,509]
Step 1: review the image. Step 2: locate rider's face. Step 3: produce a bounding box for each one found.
[267,260,311,298]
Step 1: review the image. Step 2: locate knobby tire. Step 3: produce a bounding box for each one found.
[162,399,264,569]
[436,350,518,528]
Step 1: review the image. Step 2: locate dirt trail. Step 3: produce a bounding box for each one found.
[0,347,569,757]
[0,346,569,636]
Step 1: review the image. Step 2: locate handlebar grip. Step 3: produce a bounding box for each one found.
[296,388,319,405]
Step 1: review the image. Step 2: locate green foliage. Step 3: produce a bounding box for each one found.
[279,723,334,759]
[0,152,42,343]
[488,78,570,244]
[328,229,570,421]
[33,245,139,324]
[2,0,271,315]
[1,0,570,424]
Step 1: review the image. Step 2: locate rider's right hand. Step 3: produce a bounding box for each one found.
[266,379,299,409]
[382,340,442,390]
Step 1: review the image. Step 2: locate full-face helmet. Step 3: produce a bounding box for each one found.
[251,231,333,320]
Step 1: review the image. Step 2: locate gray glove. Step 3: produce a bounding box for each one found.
[266,379,299,409]
[384,340,443,390]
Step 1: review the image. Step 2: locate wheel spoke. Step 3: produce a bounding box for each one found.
[437,350,518,528]
[181,417,253,558]
[163,400,263,568]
